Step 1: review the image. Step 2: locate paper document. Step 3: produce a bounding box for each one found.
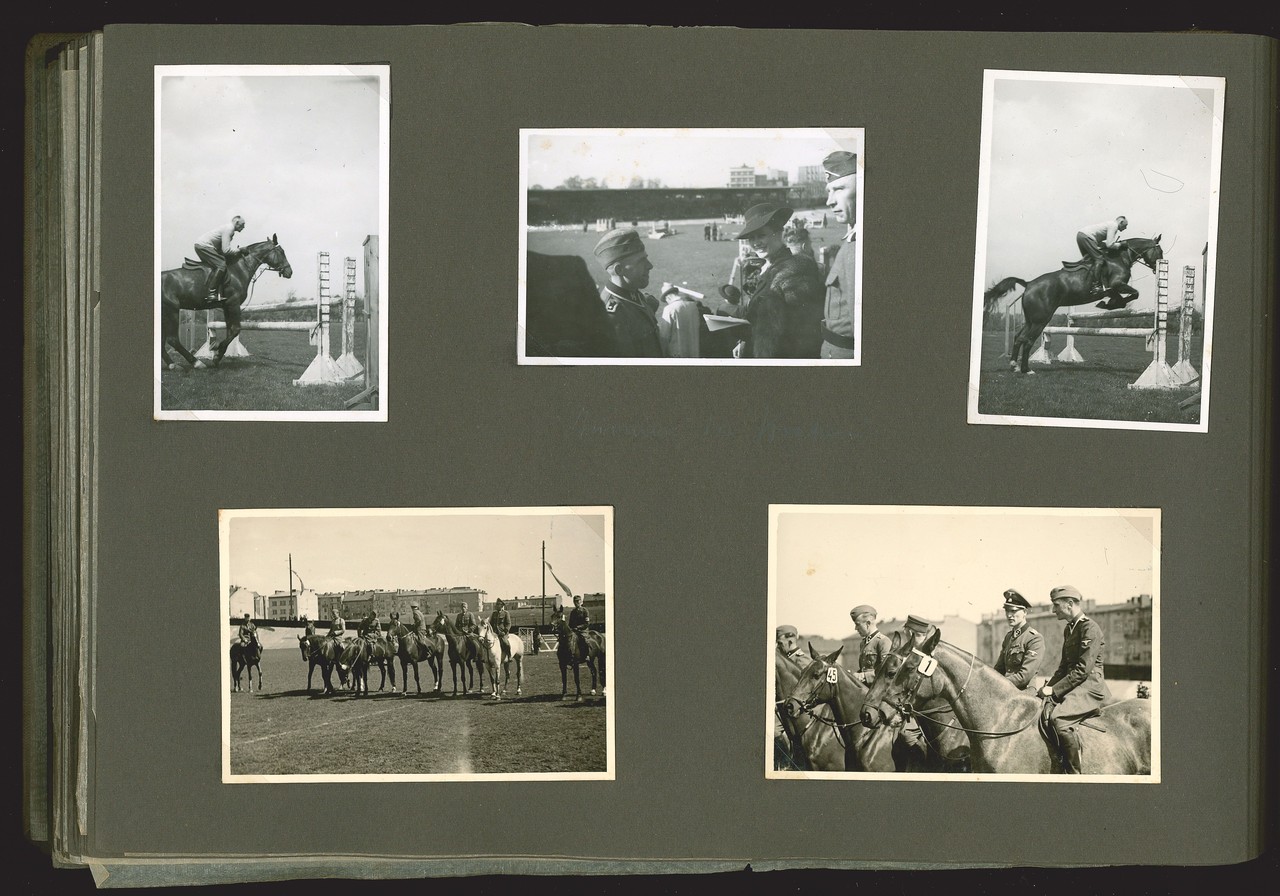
[703,314,750,331]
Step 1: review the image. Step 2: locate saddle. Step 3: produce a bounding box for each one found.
[182,258,211,272]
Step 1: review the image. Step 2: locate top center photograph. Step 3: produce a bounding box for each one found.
[519,128,864,365]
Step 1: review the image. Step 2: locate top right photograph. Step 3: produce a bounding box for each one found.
[968,70,1224,433]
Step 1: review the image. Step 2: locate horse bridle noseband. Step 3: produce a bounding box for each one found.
[884,647,1039,740]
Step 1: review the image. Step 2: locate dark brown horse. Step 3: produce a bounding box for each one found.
[338,635,397,696]
[230,639,263,693]
[774,649,844,771]
[385,622,447,696]
[432,611,486,696]
[551,608,605,701]
[859,627,1152,775]
[298,634,348,695]
[984,236,1164,374]
[159,235,293,371]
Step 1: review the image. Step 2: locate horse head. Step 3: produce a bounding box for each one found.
[299,634,312,660]
[781,645,844,726]
[1123,234,1163,272]
[239,234,293,282]
[860,628,943,730]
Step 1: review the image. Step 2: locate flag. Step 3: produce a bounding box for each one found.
[543,560,574,602]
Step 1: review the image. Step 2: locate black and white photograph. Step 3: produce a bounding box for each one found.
[219,507,613,781]
[155,65,389,421]
[519,127,863,365]
[969,70,1223,432]
[769,505,1159,781]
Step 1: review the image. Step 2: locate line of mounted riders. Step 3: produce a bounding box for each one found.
[776,590,1152,776]
[230,601,606,702]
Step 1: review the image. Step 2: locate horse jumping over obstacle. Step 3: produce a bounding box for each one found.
[985,236,1164,375]
[160,235,293,371]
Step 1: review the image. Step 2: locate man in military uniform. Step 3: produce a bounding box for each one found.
[237,613,259,651]
[410,602,426,640]
[849,604,892,686]
[592,228,662,357]
[489,598,513,662]
[820,151,859,359]
[327,610,345,640]
[994,589,1044,691]
[455,600,479,636]
[568,594,591,655]
[194,215,245,303]
[775,624,810,670]
[892,615,937,765]
[357,610,382,660]
[1039,585,1112,773]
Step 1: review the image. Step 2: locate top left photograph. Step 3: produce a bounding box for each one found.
[154,65,389,421]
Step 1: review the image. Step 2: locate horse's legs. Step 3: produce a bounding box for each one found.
[573,663,583,702]
[515,657,522,695]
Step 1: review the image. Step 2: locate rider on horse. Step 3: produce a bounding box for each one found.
[410,603,426,639]
[327,611,345,639]
[194,216,246,304]
[489,598,512,661]
[848,604,892,687]
[1039,585,1112,774]
[568,594,592,654]
[237,613,260,651]
[994,590,1044,691]
[1075,215,1128,296]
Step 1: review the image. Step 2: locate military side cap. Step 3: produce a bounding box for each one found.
[823,150,858,181]
[1050,585,1083,603]
[593,228,646,266]
[849,604,877,619]
[1003,589,1031,611]
[735,202,794,240]
[776,624,798,637]
[903,614,933,634]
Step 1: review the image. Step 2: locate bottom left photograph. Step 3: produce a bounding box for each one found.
[219,505,614,782]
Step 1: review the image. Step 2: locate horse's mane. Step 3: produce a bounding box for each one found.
[926,638,1031,704]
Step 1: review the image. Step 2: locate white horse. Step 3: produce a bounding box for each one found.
[478,620,523,698]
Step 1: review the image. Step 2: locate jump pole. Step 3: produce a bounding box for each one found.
[335,255,365,379]
[292,252,348,385]
[1171,264,1199,384]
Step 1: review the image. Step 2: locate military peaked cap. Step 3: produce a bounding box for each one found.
[1003,589,1031,611]
[903,614,933,634]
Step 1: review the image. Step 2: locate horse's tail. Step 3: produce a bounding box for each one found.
[983,277,1027,312]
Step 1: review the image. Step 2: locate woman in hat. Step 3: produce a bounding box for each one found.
[722,203,824,358]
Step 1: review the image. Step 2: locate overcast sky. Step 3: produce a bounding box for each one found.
[524,128,863,190]
[771,506,1157,640]
[223,509,609,600]
[158,68,387,302]
[978,73,1222,311]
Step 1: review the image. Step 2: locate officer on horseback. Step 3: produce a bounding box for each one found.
[994,589,1044,691]
[237,613,260,651]
[410,603,426,639]
[1075,215,1128,296]
[489,598,512,662]
[1039,585,1112,773]
[894,615,936,766]
[775,624,810,669]
[455,600,479,635]
[327,609,345,639]
[568,594,591,655]
[194,215,245,304]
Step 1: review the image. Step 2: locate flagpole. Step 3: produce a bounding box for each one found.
[541,541,546,627]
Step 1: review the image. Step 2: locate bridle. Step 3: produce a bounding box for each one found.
[881,646,1040,739]
[784,660,868,750]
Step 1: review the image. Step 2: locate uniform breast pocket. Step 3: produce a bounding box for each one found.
[1007,647,1024,666]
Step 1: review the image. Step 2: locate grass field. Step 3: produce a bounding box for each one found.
[974,330,1203,426]
[229,646,607,776]
[160,311,370,412]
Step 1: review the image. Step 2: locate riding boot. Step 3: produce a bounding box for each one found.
[1059,727,1083,774]
[207,267,225,303]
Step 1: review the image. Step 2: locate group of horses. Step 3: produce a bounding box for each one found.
[777,624,1152,775]
[230,607,607,703]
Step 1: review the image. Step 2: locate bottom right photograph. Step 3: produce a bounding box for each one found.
[768,504,1159,782]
